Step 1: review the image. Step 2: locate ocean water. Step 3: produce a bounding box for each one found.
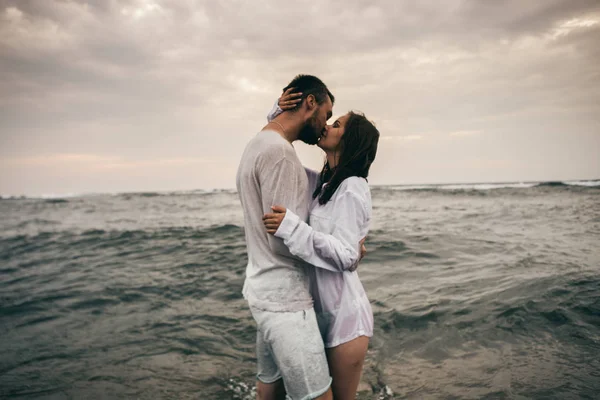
[1,181,599,399]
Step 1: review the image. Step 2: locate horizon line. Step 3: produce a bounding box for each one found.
[1,178,599,199]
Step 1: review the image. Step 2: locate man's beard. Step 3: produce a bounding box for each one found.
[298,111,322,145]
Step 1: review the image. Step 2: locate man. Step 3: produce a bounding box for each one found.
[236,75,334,400]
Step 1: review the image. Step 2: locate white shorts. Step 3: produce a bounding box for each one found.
[251,306,332,400]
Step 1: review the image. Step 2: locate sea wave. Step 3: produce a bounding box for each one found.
[563,179,600,187]
[373,180,600,193]
[116,188,238,199]
[1,189,239,201]
[2,180,598,200]
[0,224,246,253]
[1,184,599,399]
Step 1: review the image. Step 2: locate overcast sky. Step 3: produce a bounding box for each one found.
[1,0,599,196]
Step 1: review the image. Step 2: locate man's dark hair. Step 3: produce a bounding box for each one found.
[282,74,335,111]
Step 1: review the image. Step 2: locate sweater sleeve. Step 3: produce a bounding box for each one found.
[261,157,305,257]
[274,190,368,272]
[267,99,283,122]
[304,168,320,195]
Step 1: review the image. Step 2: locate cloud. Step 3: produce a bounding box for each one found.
[448,130,482,137]
[1,0,599,194]
[2,153,120,166]
[380,135,424,142]
[2,153,215,169]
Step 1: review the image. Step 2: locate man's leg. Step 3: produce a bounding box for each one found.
[256,377,332,400]
[256,308,333,400]
[256,329,286,400]
[325,336,369,400]
[256,378,286,400]
[314,387,333,400]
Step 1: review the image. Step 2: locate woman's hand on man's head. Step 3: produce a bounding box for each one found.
[278,87,303,111]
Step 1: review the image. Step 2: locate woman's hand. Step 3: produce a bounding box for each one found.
[263,205,287,234]
[278,87,303,110]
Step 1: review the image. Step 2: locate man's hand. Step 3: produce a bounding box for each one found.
[349,237,368,272]
[263,205,287,234]
[359,237,367,261]
[278,87,303,110]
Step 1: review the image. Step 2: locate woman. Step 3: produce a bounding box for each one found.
[263,89,380,400]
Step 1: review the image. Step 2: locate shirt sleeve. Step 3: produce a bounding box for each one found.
[267,99,283,122]
[304,168,320,195]
[274,190,368,272]
[261,156,305,258]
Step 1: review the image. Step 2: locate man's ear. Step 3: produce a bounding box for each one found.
[306,94,316,110]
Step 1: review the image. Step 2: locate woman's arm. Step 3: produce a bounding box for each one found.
[267,88,303,122]
[266,100,282,122]
[264,187,369,273]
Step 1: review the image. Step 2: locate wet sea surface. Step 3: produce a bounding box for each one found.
[1,181,599,399]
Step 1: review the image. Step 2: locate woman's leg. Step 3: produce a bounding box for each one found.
[325,336,369,400]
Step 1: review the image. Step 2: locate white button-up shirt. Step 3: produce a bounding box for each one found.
[275,169,374,347]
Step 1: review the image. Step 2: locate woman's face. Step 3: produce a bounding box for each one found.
[318,113,350,152]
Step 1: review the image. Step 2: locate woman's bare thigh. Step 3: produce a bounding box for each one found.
[326,336,369,400]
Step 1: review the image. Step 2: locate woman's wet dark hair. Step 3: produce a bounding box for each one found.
[313,111,380,205]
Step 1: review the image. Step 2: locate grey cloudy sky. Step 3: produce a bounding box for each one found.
[1,0,599,196]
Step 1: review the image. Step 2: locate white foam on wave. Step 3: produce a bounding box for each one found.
[565,180,600,187]
[39,193,85,199]
[382,180,599,191]
[0,192,105,200]
[441,182,538,190]
[384,182,539,191]
[226,378,256,400]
